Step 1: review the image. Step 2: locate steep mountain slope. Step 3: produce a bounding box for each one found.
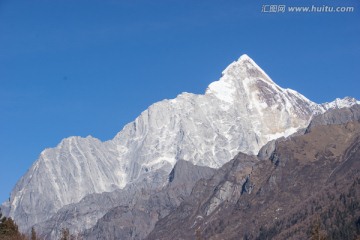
[82,160,215,240]
[2,137,124,229]
[147,107,360,240]
[35,104,360,240]
[2,54,359,234]
[32,160,215,239]
[33,167,169,239]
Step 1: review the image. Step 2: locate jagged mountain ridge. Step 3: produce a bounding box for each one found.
[2,54,359,234]
[32,160,215,239]
[47,104,360,240]
[83,160,216,240]
[146,106,360,240]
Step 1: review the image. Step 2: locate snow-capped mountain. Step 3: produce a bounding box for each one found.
[2,54,358,233]
[321,97,360,110]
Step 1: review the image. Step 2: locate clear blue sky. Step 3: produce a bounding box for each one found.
[0,0,359,203]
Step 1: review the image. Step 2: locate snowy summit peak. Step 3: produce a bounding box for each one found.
[205,54,276,103]
[222,54,273,82]
[321,96,360,110]
[237,53,252,62]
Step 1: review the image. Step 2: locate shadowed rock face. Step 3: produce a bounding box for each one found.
[34,168,170,239]
[80,160,216,240]
[307,104,360,130]
[146,120,360,240]
[33,160,215,239]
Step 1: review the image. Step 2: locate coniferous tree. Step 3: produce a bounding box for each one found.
[60,228,70,240]
[311,221,327,240]
[0,210,25,240]
[31,227,37,240]
[195,227,202,240]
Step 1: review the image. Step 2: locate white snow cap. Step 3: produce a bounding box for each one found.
[205,54,275,103]
[321,97,360,110]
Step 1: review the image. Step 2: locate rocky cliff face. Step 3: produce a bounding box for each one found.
[307,104,360,130]
[82,160,215,240]
[33,160,215,239]
[146,109,360,240]
[2,54,359,236]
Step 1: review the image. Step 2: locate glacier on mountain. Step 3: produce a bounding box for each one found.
[2,54,359,233]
